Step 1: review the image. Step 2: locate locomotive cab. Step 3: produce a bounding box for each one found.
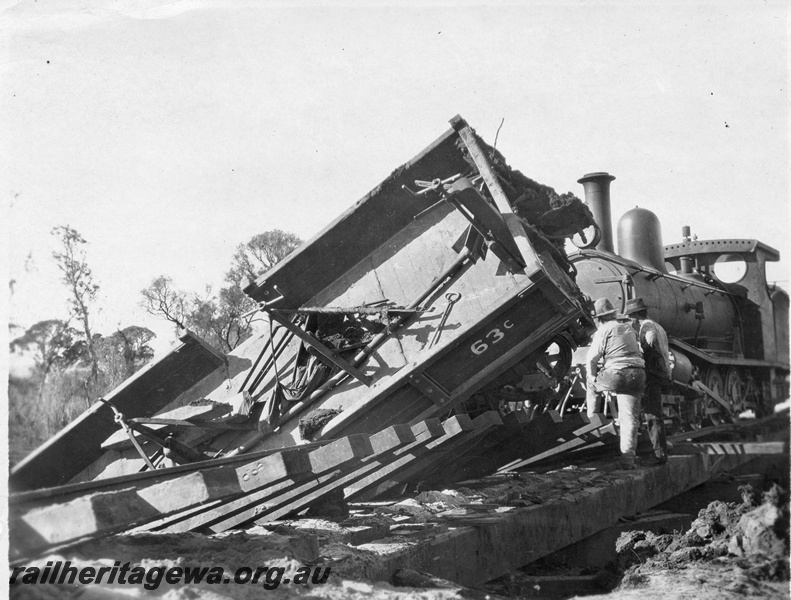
[665,238,786,363]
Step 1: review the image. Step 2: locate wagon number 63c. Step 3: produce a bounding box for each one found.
[470,320,514,355]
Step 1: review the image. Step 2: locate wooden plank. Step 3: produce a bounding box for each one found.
[499,413,610,471]
[422,410,532,485]
[450,115,542,275]
[161,434,375,533]
[369,423,417,455]
[495,411,594,472]
[446,181,524,271]
[245,127,469,307]
[307,433,375,473]
[11,447,314,557]
[11,468,241,556]
[345,415,476,501]
[673,441,789,455]
[231,424,421,530]
[10,441,330,509]
[567,421,619,458]
[128,498,230,534]
[229,420,442,527]
[433,410,571,484]
[375,411,504,496]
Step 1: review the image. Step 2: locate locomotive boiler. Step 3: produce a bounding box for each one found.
[568,172,789,425]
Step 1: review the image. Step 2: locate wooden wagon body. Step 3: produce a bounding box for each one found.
[239,116,589,442]
[11,116,591,490]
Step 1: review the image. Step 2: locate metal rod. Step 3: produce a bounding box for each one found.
[558,374,579,415]
[129,418,258,431]
[237,321,285,393]
[100,398,157,471]
[246,326,295,395]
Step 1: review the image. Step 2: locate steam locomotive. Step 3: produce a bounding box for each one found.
[567,172,789,427]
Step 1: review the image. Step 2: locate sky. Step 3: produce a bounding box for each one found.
[3,0,789,365]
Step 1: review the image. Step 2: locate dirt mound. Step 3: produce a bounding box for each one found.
[612,484,790,599]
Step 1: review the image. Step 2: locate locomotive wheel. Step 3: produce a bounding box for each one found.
[704,367,731,425]
[724,367,746,415]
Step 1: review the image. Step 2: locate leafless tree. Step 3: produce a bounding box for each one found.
[140,275,188,329]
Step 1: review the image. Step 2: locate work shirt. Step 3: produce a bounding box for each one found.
[586,319,645,378]
[637,318,672,381]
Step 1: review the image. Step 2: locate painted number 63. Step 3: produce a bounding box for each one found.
[470,320,514,355]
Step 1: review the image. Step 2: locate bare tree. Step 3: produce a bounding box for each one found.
[140,275,188,329]
[141,230,301,353]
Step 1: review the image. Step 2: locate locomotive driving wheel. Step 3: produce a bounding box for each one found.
[724,367,746,415]
[704,367,730,425]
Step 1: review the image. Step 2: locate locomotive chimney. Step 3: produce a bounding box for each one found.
[680,225,694,274]
[577,172,615,253]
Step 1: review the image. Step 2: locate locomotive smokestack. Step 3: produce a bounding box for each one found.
[577,172,616,253]
[680,226,694,274]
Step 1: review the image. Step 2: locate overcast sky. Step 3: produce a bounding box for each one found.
[3,0,788,360]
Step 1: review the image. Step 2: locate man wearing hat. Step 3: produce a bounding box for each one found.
[625,297,672,465]
[586,297,645,469]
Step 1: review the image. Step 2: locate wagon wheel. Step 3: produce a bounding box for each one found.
[704,367,731,425]
[724,367,746,415]
[542,336,573,380]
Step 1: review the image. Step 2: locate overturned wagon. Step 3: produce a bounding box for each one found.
[11,115,594,491]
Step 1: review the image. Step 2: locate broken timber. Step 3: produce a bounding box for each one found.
[362,411,503,498]
[15,407,781,562]
[345,452,767,587]
[498,412,613,471]
[8,408,630,560]
[9,445,314,559]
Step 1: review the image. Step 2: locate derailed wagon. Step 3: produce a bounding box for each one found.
[11,115,595,491]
